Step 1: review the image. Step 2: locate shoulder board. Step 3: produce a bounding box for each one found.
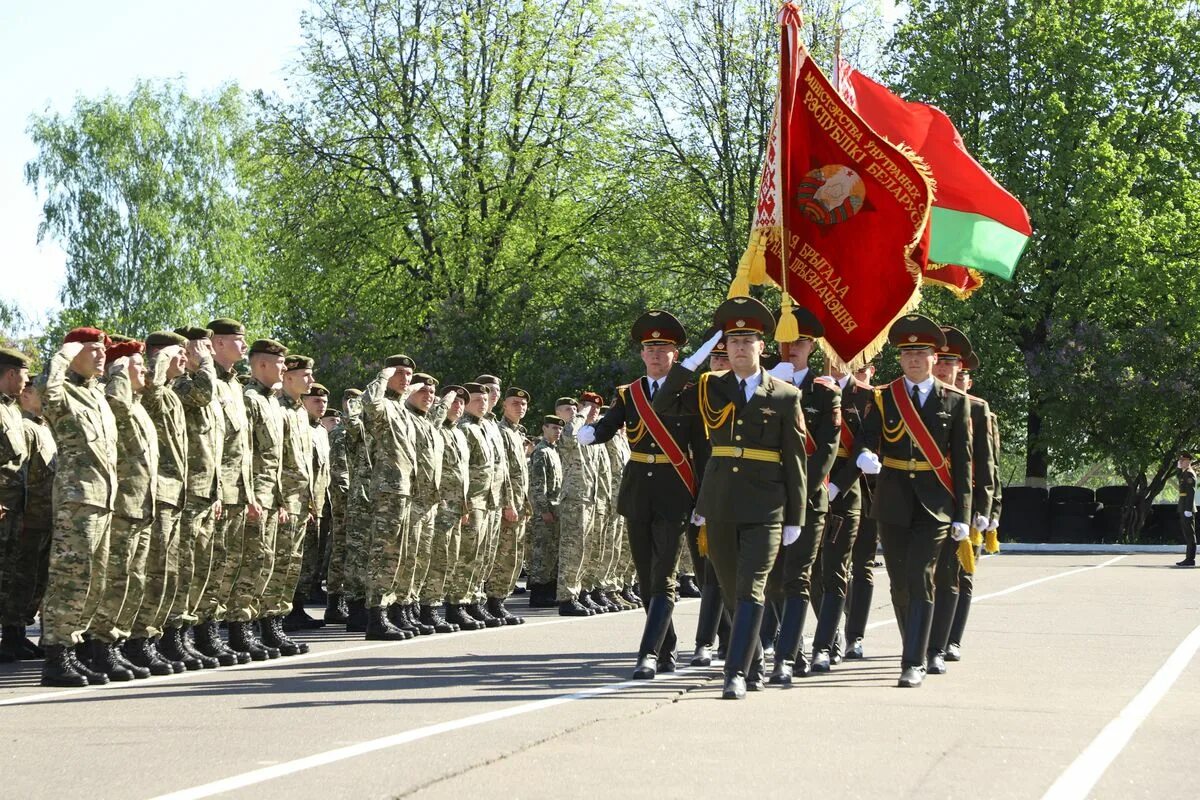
[941,384,968,397]
[812,376,839,392]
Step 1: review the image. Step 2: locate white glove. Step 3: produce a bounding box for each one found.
[782,525,801,546]
[576,425,596,446]
[681,330,724,372]
[856,451,882,475]
[988,518,1000,531]
[690,512,705,526]
[950,522,970,542]
[768,362,795,382]
[827,484,840,501]
[1187,511,1194,518]
[973,514,989,531]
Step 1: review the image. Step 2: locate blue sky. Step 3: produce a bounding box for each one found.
[0,0,308,329]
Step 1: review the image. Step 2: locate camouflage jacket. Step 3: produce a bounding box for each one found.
[20,412,56,528]
[141,353,189,510]
[438,417,470,514]
[104,371,159,520]
[557,409,596,504]
[593,430,613,507]
[482,414,510,510]
[602,433,629,511]
[363,370,417,496]
[459,411,499,511]
[528,439,562,513]
[344,412,372,506]
[279,393,314,516]
[0,392,27,505]
[40,350,118,510]
[174,354,222,502]
[405,401,444,508]
[214,362,253,506]
[309,418,331,520]
[244,378,286,510]
[498,417,531,517]
[328,423,350,501]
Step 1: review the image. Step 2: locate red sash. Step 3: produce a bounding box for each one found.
[889,379,955,501]
[838,421,855,454]
[629,379,696,497]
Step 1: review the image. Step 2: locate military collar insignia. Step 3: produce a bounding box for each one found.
[937,410,951,419]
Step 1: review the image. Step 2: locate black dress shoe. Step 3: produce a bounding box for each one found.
[677,575,702,598]
[722,675,747,699]
[926,652,947,675]
[945,642,962,662]
[690,644,713,667]
[1176,559,1196,567]
[658,650,677,673]
[768,660,793,686]
[898,665,926,688]
[631,654,657,679]
[845,637,865,659]
[811,649,832,673]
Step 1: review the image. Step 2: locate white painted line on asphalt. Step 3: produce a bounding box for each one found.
[1041,621,1200,800]
[147,667,708,800]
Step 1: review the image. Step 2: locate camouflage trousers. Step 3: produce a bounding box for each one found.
[130,504,181,639]
[264,510,308,617]
[485,517,526,600]
[555,500,594,602]
[525,511,559,585]
[224,508,279,622]
[581,507,609,591]
[342,491,374,601]
[297,513,326,600]
[407,500,439,605]
[0,509,48,626]
[602,511,627,591]
[677,535,696,575]
[326,489,348,595]
[471,508,502,603]
[40,502,111,647]
[88,514,152,643]
[446,507,489,605]
[366,492,411,608]
[165,495,219,627]
[200,503,245,623]
[420,506,462,605]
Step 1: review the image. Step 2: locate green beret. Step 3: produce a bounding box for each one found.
[305,383,329,397]
[207,318,246,335]
[0,347,29,370]
[342,388,362,400]
[462,382,486,395]
[543,415,565,427]
[322,409,342,419]
[412,372,438,386]
[505,387,530,401]
[174,326,213,341]
[385,354,415,369]
[249,339,288,357]
[284,355,314,372]
[145,330,188,349]
[108,333,136,345]
[442,384,468,399]
[555,396,578,407]
[474,374,501,387]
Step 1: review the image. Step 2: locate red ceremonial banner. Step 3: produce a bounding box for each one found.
[730,3,934,368]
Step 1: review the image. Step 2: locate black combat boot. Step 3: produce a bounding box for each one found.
[405,604,435,635]
[769,596,810,686]
[446,603,485,630]
[180,625,220,669]
[690,582,723,667]
[40,645,88,687]
[387,604,420,637]
[420,604,459,633]
[67,645,109,685]
[631,594,674,679]
[620,586,642,609]
[810,591,847,673]
[324,593,350,624]
[722,601,765,700]
[248,620,281,660]
[591,588,620,613]
[88,639,135,682]
[261,616,307,656]
[926,587,958,676]
[468,601,503,628]
[677,574,702,598]
[366,605,409,641]
[158,626,202,671]
[487,597,524,625]
[345,598,369,633]
[193,620,240,666]
[111,640,151,678]
[578,591,606,614]
[284,591,325,632]
[557,598,592,617]
[227,622,271,661]
[123,637,175,675]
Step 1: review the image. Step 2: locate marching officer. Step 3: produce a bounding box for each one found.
[1177,452,1196,567]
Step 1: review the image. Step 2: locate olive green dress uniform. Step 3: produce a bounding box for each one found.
[39,339,120,649]
[208,358,254,626]
[1178,462,1196,564]
[526,433,563,590]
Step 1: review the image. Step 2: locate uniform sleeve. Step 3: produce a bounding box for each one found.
[246,394,283,509]
[971,402,996,521]
[950,394,973,525]
[173,354,216,407]
[362,370,389,427]
[808,384,841,495]
[588,392,628,445]
[39,351,72,425]
[651,364,699,416]
[783,392,808,528]
[528,449,549,511]
[104,370,135,417]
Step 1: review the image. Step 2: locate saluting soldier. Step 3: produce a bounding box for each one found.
[579,311,710,679]
[766,307,841,685]
[526,415,565,607]
[850,315,973,688]
[399,374,443,636]
[925,327,994,675]
[0,347,32,663]
[1178,452,1196,567]
[653,297,807,700]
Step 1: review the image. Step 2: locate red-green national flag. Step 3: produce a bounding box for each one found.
[840,65,1031,280]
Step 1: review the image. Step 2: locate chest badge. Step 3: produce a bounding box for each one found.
[761,408,776,417]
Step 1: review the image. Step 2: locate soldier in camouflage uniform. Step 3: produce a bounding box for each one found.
[341,389,375,632]
[470,374,509,628]
[37,328,119,687]
[361,354,418,641]
[526,415,564,608]
[92,342,158,680]
[130,331,194,671]
[555,397,599,616]
[397,374,443,635]
[286,383,332,632]
[600,417,632,608]
[202,318,257,663]
[226,338,289,661]
[421,385,470,632]
[0,346,32,662]
[324,407,350,623]
[444,382,498,630]
[579,394,615,613]
[259,354,315,655]
[164,327,226,668]
[487,386,532,624]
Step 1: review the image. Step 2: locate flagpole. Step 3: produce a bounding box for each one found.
[775,5,799,343]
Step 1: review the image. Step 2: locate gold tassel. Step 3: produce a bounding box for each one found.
[697,524,708,558]
[775,292,799,342]
[984,529,1000,554]
[956,537,976,575]
[970,529,983,547]
[748,231,768,284]
[729,238,755,299]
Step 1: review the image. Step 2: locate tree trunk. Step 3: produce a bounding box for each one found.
[1024,407,1048,488]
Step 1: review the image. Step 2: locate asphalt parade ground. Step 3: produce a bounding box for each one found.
[2,554,1198,800]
